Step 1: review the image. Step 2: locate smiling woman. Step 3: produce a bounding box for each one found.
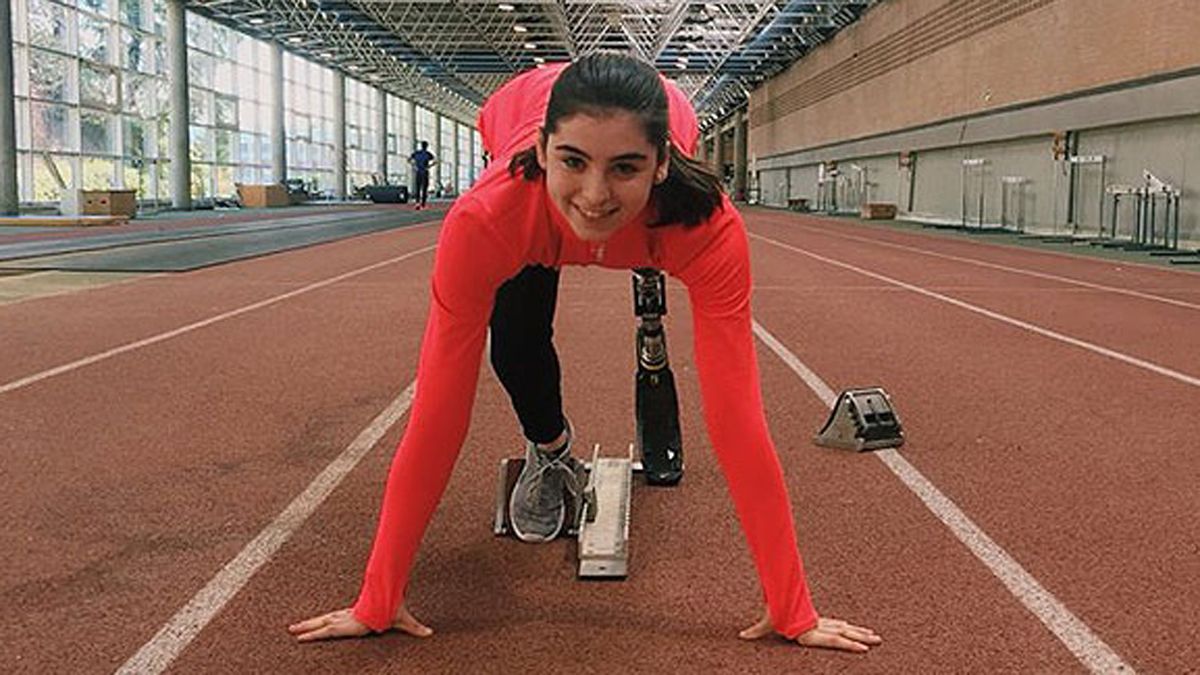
[289,52,882,656]
[507,55,721,230]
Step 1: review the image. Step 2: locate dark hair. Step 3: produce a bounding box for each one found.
[508,53,723,227]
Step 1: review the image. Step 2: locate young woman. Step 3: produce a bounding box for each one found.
[289,53,881,653]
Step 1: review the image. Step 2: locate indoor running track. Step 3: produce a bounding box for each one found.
[3,206,1198,674]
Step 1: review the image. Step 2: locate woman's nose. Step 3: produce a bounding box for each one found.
[579,171,612,204]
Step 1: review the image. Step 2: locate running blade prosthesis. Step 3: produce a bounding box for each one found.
[494,444,638,579]
[814,387,905,451]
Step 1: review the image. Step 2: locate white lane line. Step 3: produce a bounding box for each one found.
[750,233,1200,390]
[751,319,1135,674]
[115,381,417,675]
[0,243,437,396]
[793,223,1200,312]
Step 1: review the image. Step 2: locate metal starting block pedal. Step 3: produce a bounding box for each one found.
[814,387,904,451]
[493,444,640,579]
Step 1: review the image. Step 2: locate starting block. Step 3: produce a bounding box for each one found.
[494,443,640,579]
[814,387,904,451]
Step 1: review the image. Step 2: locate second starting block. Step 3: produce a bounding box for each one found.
[814,387,905,451]
[494,443,640,579]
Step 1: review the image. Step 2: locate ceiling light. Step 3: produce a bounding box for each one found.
[676,62,686,70]
[321,52,333,58]
[524,42,537,49]
[513,25,527,33]
[498,2,515,10]
[287,36,302,43]
[533,56,545,63]
[249,17,265,25]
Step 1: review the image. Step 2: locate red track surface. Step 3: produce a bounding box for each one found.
[3,206,1197,673]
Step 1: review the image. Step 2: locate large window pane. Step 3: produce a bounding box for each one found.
[123,74,154,117]
[82,156,116,188]
[79,0,112,17]
[28,0,69,51]
[188,52,213,89]
[215,129,234,164]
[215,165,235,197]
[79,13,111,64]
[122,29,151,73]
[157,117,169,159]
[214,60,235,92]
[191,163,212,198]
[82,110,114,154]
[32,154,74,201]
[187,16,211,52]
[189,88,211,125]
[238,132,257,165]
[80,64,118,109]
[212,25,232,58]
[236,64,257,102]
[31,102,73,152]
[152,0,165,35]
[120,0,143,30]
[215,94,237,128]
[124,117,148,157]
[29,49,72,102]
[190,125,212,162]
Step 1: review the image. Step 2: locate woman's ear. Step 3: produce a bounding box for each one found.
[654,152,670,185]
[535,128,548,171]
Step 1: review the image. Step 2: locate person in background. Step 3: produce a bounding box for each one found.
[409,141,437,210]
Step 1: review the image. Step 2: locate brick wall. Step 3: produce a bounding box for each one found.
[750,0,1200,159]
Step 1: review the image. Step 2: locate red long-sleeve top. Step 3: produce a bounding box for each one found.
[352,64,819,639]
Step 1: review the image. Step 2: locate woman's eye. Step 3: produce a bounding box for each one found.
[612,163,639,176]
[562,156,584,170]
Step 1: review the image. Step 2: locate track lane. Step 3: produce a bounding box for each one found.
[1,229,437,673]
[8,206,1187,672]
[166,266,1083,674]
[0,224,438,389]
[746,208,1200,304]
[743,225,1197,672]
[749,218,1200,380]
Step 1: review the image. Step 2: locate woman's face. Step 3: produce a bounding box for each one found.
[536,110,668,242]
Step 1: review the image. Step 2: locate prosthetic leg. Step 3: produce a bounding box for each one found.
[632,268,684,486]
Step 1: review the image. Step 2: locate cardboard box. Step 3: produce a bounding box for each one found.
[860,202,898,220]
[237,183,291,208]
[80,189,138,217]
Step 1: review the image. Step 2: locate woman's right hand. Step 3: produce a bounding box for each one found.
[288,605,433,643]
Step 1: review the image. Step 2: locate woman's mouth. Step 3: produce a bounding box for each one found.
[574,204,618,221]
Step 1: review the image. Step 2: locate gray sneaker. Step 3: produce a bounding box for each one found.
[509,433,582,543]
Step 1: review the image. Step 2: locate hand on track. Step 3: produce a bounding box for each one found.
[288,605,433,643]
[739,609,881,653]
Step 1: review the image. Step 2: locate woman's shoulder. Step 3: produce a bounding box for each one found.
[451,168,543,221]
[656,195,747,275]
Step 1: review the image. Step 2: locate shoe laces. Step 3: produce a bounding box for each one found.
[525,449,580,511]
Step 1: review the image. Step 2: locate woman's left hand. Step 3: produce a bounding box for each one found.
[739,608,882,653]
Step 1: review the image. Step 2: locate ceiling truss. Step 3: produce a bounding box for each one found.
[190,0,877,129]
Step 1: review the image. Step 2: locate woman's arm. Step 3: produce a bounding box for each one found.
[676,206,881,651]
[350,197,518,631]
[677,212,819,638]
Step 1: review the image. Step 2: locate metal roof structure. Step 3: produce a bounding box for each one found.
[191,0,878,129]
